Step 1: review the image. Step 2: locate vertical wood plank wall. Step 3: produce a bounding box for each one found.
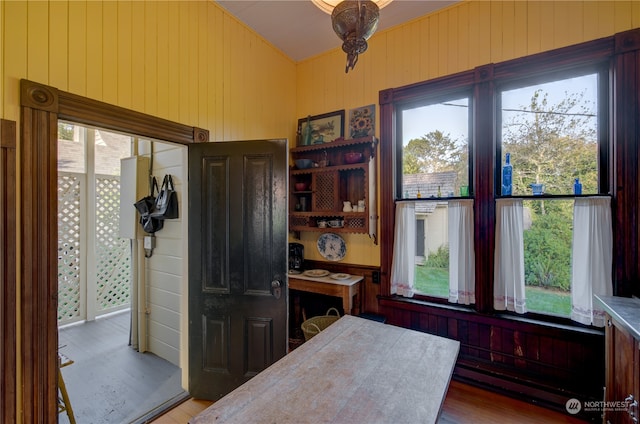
[142,141,187,368]
[1,1,297,139]
[294,0,640,266]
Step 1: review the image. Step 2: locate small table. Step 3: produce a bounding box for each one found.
[191,315,460,424]
[288,273,362,316]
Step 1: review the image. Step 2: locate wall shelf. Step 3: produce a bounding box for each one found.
[289,135,377,243]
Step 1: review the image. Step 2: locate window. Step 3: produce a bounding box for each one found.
[498,72,599,196]
[395,95,471,299]
[495,71,603,318]
[381,40,617,326]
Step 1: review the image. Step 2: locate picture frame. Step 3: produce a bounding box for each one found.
[297,110,345,145]
[348,104,376,138]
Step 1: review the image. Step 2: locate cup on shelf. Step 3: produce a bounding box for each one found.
[328,219,344,228]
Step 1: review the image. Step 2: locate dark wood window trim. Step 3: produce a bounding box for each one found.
[19,79,208,422]
[379,28,640,318]
[1,119,17,423]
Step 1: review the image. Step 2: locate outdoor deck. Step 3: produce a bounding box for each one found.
[58,310,187,424]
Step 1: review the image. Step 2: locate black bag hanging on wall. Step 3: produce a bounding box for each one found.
[151,174,179,219]
[134,176,164,233]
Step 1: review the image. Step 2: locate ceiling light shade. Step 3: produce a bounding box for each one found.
[329,1,381,73]
[311,0,393,14]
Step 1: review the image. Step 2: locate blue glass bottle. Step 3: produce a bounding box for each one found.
[501,153,512,196]
[574,178,582,195]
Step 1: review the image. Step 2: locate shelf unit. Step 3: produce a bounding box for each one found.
[289,136,377,243]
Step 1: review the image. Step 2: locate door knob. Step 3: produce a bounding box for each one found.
[271,279,282,299]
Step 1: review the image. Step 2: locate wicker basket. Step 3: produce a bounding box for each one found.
[301,307,341,341]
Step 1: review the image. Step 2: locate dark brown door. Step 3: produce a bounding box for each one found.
[188,140,288,400]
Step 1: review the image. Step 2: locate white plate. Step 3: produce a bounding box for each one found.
[317,233,346,262]
[303,269,330,277]
[330,273,350,280]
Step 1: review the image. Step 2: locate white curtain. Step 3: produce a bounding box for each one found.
[571,197,612,327]
[391,201,416,298]
[494,199,527,313]
[448,199,475,304]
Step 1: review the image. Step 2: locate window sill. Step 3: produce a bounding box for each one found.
[380,295,604,336]
[496,194,611,200]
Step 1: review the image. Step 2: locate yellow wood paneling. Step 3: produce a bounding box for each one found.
[456,3,470,74]
[156,1,169,120]
[102,1,118,105]
[0,1,3,118]
[2,1,27,121]
[27,1,48,85]
[197,1,208,129]
[86,1,103,101]
[166,1,180,122]
[49,1,68,90]
[131,1,146,114]
[117,1,132,109]
[513,1,528,59]
[68,1,87,95]
[143,1,158,117]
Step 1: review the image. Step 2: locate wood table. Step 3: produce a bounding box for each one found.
[288,273,363,316]
[191,315,460,424]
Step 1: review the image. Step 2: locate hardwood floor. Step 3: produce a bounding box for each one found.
[151,379,589,423]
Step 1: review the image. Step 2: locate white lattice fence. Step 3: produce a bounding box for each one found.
[58,173,131,324]
[58,173,82,324]
[96,175,131,314]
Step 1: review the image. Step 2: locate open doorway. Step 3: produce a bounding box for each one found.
[56,122,188,423]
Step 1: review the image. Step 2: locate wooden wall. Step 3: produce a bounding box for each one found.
[1,1,297,140]
[379,297,604,418]
[137,140,187,368]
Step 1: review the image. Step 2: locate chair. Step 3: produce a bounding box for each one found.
[58,351,76,424]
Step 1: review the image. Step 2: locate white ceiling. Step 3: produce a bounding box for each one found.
[215,0,459,62]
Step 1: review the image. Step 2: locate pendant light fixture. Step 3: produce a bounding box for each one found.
[312,0,393,73]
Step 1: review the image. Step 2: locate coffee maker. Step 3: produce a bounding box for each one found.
[288,243,304,274]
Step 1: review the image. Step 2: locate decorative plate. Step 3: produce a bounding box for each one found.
[330,273,350,280]
[317,233,346,262]
[303,269,330,277]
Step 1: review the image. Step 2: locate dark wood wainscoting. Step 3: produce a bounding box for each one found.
[380,296,604,421]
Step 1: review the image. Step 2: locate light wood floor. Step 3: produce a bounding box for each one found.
[150,379,589,424]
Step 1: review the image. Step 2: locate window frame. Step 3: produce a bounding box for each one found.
[379,35,619,325]
[394,89,474,200]
[494,65,610,198]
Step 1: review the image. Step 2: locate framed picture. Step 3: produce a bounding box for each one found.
[348,104,376,138]
[297,110,345,145]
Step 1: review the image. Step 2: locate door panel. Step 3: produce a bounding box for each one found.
[188,140,288,400]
